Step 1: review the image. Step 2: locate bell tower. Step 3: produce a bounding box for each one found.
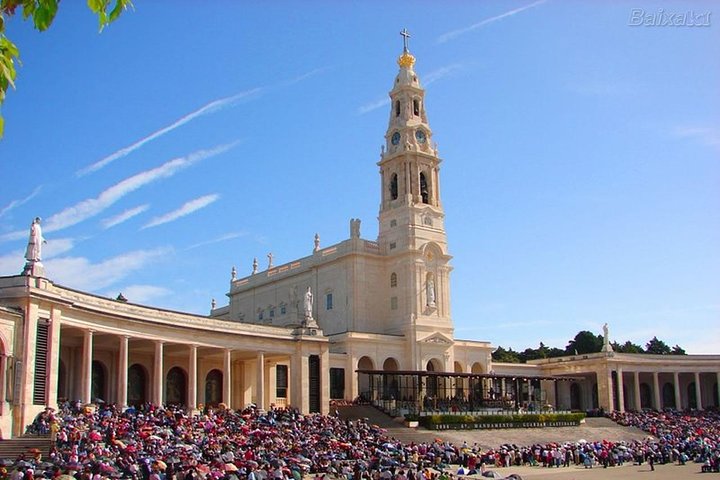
[377,30,454,367]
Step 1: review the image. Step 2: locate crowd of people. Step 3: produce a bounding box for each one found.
[2,402,719,479]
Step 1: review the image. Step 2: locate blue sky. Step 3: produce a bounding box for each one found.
[0,1,718,353]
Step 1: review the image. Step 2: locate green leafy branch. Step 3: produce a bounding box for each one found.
[0,0,131,137]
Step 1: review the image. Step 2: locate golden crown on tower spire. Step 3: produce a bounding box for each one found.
[398,28,416,68]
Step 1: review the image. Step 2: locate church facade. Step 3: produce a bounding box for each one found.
[0,39,718,439]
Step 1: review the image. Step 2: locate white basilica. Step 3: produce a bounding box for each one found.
[0,36,718,439]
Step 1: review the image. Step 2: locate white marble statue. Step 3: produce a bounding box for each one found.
[314,233,320,252]
[25,217,46,262]
[304,286,313,318]
[252,258,258,274]
[427,277,436,306]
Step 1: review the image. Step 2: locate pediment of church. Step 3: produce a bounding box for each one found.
[420,332,453,345]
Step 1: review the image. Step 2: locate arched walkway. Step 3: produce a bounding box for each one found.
[662,382,676,408]
[640,383,652,409]
[128,364,148,406]
[358,356,374,400]
[205,369,223,406]
[57,359,67,400]
[91,360,106,402]
[570,382,582,410]
[166,366,187,405]
[688,382,697,409]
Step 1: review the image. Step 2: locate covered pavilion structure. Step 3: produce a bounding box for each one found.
[357,369,578,417]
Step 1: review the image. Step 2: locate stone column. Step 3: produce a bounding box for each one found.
[188,345,198,411]
[47,307,62,409]
[346,354,357,402]
[694,372,702,410]
[598,368,614,412]
[223,349,232,407]
[153,341,164,405]
[117,336,129,408]
[81,330,94,404]
[617,366,625,413]
[255,351,265,410]
[653,372,661,410]
[0,354,7,415]
[673,371,682,410]
[633,371,641,411]
[291,350,309,413]
[320,345,330,415]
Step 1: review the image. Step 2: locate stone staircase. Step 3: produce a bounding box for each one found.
[0,435,52,460]
[336,405,438,444]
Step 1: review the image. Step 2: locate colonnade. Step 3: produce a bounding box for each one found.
[608,367,720,412]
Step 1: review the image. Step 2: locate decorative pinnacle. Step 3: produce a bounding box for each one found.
[400,28,411,53]
[398,28,416,68]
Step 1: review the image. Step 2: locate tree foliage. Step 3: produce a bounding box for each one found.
[645,336,672,355]
[565,330,603,355]
[0,0,131,136]
[611,340,645,354]
[494,331,687,363]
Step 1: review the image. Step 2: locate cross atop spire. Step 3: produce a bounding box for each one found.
[400,28,411,53]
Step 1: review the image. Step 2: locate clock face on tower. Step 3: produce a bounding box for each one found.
[415,129,427,143]
[391,132,401,145]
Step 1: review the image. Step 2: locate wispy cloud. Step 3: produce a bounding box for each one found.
[358,98,390,115]
[0,249,24,275]
[437,0,548,44]
[43,142,238,234]
[46,247,172,291]
[672,125,720,149]
[424,64,464,86]
[0,185,42,218]
[102,204,150,229]
[75,66,330,177]
[44,238,76,259]
[186,232,245,250]
[77,90,261,176]
[143,194,220,229]
[102,284,173,304]
[276,66,331,88]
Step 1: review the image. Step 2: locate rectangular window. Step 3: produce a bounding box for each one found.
[280,305,286,315]
[276,365,288,398]
[390,219,397,227]
[391,296,398,310]
[389,242,396,250]
[330,368,345,399]
[326,293,333,310]
[270,309,275,318]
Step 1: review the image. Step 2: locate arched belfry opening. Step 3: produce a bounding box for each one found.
[395,100,401,117]
[413,98,420,116]
[419,172,429,204]
[390,173,398,200]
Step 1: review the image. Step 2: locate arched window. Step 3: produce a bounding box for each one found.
[390,173,398,200]
[390,272,397,288]
[413,98,420,116]
[419,172,429,204]
[395,100,400,117]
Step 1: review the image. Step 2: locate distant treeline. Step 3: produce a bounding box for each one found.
[493,331,686,364]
